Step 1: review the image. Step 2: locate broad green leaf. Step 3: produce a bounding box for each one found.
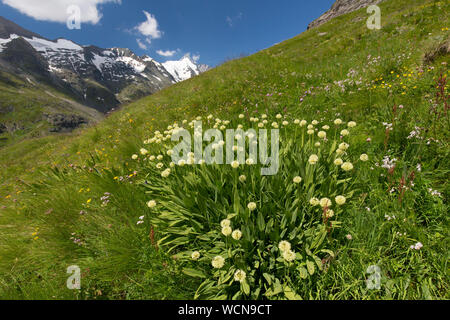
[257,212,265,232]
[241,280,250,296]
[306,260,315,275]
[284,286,302,300]
[298,267,308,279]
[182,268,206,278]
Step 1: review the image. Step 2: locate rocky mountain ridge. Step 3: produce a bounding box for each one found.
[0,16,208,113]
[308,0,384,29]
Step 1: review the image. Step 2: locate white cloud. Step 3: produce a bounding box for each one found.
[191,54,200,62]
[156,49,177,57]
[226,12,243,27]
[1,0,121,24]
[136,11,162,43]
[136,39,147,50]
[183,53,200,62]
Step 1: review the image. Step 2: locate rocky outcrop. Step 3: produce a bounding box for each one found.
[308,0,384,30]
[0,37,50,80]
[45,113,88,133]
[0,16,42,39]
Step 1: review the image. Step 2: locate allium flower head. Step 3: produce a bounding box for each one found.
[212,256,225,269]
[308,154,319,165]
[234,269,247,283]
[310,197,320,206]
[335,195,346,205]
[348,121,357,128]
[320,198,332,208]
[222,226,232,236]
[161,169,171,178]
[221,219,231,228]
[293,176,302,184]
[191,251,201,260]
[325,209,335,218]
[246,158,255,165]
[341,162,354,171]
[247,202,257,211]
[278,241,292,252]
[283,250,296,262]
[232,229,242,240]
[360,154,369,162]
[140,148,148,155]
[147,200,157,208]
[334,158,343,166]
[339,142,349,150]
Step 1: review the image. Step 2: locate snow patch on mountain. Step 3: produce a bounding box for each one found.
[162,56,201,82]
[116,56,147,73]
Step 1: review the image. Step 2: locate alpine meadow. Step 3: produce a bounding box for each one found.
[0,0,449,301]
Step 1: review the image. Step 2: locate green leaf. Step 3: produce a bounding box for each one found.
[320,249,335,257]
[263,273,273,285]
[313,255,323,271]
[306,260,315,275]
[241,280,250,296]
[284,286,302,300]
[298,267,308,279]
[257,212,265,232]
[182,268,206,278]
[233,188,240,214]
[265,218,274,234]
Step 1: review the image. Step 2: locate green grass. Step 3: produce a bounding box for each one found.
[0,0,448,300]
[0,70,103,149]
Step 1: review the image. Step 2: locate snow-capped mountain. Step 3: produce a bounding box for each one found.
[0,16,209,113]
[162,55,209,82]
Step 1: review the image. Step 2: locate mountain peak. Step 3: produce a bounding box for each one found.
[162,55,209,82]
[0,16,43,39]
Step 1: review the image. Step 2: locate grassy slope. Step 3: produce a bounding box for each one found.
[0,0,448,299]
[0,71,104,195]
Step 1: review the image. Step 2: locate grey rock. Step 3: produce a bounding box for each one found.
[45,113,88,133]
[308,0,385,30]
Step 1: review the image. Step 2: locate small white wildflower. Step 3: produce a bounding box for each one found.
[293,176,302,184]
[234,269,246,283]
[191,251,201,260]
[247,202,257,211]
[232,230,242,240]
[212,256,225,269]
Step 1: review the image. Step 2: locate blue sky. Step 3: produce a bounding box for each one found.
[0,0,335,66]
